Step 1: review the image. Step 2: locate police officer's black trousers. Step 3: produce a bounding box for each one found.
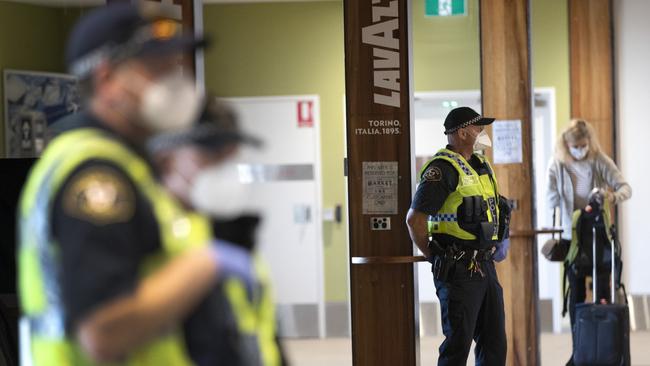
[433,259,506,366]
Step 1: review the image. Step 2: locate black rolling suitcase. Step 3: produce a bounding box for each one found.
[573,211,630,366]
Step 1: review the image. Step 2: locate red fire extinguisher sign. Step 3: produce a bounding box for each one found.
[297,100,314,128]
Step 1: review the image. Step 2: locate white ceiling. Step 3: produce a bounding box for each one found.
[3,0,338,6]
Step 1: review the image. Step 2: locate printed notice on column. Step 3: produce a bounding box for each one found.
[493,120,523,164]
[362,161,398,215]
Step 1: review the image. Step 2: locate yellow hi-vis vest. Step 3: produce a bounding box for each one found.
[223,256,282,366]
[18,128,212,366]
[421,148,500,242]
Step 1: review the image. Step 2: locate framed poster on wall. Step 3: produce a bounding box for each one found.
[3,69,80,158]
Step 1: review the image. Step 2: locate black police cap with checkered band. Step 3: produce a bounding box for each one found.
[443,107,495,135]
[66,2,208,78]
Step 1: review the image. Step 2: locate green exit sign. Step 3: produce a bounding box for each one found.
[426,0,467,16]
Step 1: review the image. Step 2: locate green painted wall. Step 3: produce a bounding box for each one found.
[413,0,481,91]
[414,0,571,129]
[203,0,482,303]
[203,0,570,302]
[60,7,97,48]
[0,2,69,156]
[532,0,570,133]
[203,2,348,302]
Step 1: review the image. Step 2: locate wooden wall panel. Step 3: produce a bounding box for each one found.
[480,0,540,365]
[350,265,416,365]
[344,0,417,365]
[569,0,615,157]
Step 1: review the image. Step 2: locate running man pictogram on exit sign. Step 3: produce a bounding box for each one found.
[425,0,467,17]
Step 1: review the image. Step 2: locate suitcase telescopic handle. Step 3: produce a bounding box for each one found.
[611,224,616,304]
[592,226,598,303]
[591,214,617,304]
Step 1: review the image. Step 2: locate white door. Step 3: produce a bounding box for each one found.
[223,96,324,338]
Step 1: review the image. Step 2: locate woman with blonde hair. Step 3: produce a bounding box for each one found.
[548,119,631,239]
[546,118,631,365]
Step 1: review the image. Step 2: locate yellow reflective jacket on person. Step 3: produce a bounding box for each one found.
[421,148,500,243]
[18,128,212,366]
[223,256,283,366]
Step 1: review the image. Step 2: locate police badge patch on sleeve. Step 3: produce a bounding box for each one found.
[62,166,136,225]
[422,166,442,182]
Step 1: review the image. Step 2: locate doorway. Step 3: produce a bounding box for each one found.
[223,95,325,338]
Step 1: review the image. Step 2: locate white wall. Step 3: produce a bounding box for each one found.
[616,0,650,294]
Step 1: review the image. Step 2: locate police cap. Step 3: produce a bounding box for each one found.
[443,107,495,135]
[66,2,207,77]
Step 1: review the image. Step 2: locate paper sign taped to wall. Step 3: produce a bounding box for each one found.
[493,120,523,164]
[362,161,398,215]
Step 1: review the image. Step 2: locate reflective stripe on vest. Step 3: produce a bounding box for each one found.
[420,148,500,241]
[224,257,282,366]
[18,128,212,366]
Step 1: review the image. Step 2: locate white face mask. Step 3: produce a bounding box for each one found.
[140,72,202,133]
[473,129,492,151]
[189,162,252,219]
[569,146,589,160]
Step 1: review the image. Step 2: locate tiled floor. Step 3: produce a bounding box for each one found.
[284,332,650,365]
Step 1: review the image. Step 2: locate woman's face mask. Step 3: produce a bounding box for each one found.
[569,143,589,160]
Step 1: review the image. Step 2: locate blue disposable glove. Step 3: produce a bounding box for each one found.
[492,237,510,262]
[211,239,254,289]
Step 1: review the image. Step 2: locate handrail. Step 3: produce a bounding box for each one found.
[351,228,564,264]
[351,256,427,264]
[509,228,564,238]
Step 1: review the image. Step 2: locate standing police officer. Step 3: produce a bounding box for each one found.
[406,107,510,365]
[18,4,250,365]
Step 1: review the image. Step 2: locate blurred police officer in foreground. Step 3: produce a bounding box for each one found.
[149,99,288,366]
[18,4,251,365]
[406,107,512,365]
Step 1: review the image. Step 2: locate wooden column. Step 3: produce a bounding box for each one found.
[569,0,615,157]
[480,1,539,365]
[344,0,417,365]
